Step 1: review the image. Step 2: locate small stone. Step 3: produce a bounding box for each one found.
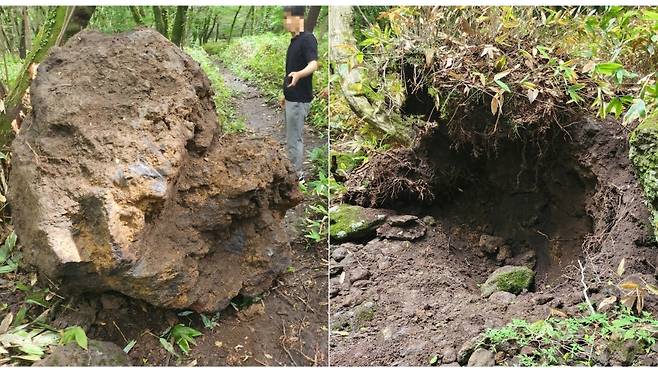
[520,346,535,356]
[488,291,516,305]
[34,340,130,366]
[350,267,370,283]
[352,280,371,288]
[440,362,460,367]
[389,215,418,226]
[378,258,391,270]
[441,347,457,364]
[329,284,340,298]
[332,247,348,262]
[467,348,495,366]
[422,215,436,226]
[496,244,512,263]
[330,264,343,276]
[479,234,505,255]
[457,336,481,365]
[531,294,554,305]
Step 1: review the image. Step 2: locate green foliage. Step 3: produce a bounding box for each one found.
[0,231,20,274]
[299,145,336,243]
[160,323,202,356]
[629,111,658,242]
[347,6,658,144]
[1,54,24,91]
[184,46,245,133]
[478,306,658,366]
[59,326,87,350]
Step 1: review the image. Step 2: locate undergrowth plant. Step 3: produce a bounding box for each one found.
[477,306,658,366]
[185,46,245,133]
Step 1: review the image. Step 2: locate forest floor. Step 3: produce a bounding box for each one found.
[329,119,658,366]
[2,64,327,366]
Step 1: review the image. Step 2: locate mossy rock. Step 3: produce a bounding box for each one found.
[481,265,535,297]
[329,204,387,243]
[34,340,131,366]
[630,111,658,243]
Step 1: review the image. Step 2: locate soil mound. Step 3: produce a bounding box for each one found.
[8,29,301,312]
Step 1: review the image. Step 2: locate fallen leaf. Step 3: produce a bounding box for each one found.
[582,60,596,73]
[619,281,639,290]
[527,89,539,103]
[0,312,13,334]
[597,296,617,312]
[549,307,568,318]
[617,258,626,277]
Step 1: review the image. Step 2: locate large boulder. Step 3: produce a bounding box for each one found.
[9,29,301,312]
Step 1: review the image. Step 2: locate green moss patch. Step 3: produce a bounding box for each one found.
[329,204,387,243]
[630,111,658,243]
[481,265,535,297]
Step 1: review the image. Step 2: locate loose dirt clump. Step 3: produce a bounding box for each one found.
[331,115,658,365]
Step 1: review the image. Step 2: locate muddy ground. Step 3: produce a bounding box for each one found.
[3,64,327,366]
[329,118,658,366]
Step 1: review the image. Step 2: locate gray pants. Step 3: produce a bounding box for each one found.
[285,100,310,175]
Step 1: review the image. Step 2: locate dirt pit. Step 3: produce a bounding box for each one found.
[331,117,658,366]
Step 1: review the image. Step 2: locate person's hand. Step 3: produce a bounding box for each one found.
[287,71,301,87]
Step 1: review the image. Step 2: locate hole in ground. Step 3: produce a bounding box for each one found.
[394,123,596,286]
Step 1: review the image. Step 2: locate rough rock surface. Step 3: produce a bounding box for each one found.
[329,204,389,242]
[9,29,301,312]
[34,340,130,366]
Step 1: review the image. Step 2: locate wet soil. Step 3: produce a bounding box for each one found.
[4,63,327,366]
[330,118,658,366]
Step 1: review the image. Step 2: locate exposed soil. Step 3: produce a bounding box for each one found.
[4,54,327,365]
[330,117,658,366]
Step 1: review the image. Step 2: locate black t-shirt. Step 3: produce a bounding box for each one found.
[284,32,318,103]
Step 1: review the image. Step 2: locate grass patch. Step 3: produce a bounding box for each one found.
[184,46,245,133]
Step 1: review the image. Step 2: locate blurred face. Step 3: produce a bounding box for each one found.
[284,12,303,33]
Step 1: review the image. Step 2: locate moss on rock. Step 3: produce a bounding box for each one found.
[630,111,658,243]
[481,265,535,297]
[329,204,387,243]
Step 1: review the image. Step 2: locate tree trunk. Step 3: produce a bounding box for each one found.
[250,7,256,35]
[240,6,253,37]
[0,6,69,145]
[330,6,407,142]
[227,6,241,44]
[130,6,145,26]
[153,6,168,37]
[171,6,188,47]
[305,6,321,33]
[204,14,218,44]
[62,6,95,43]
[22,7,31,54]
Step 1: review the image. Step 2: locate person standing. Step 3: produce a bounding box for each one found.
[283,6,318,180]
